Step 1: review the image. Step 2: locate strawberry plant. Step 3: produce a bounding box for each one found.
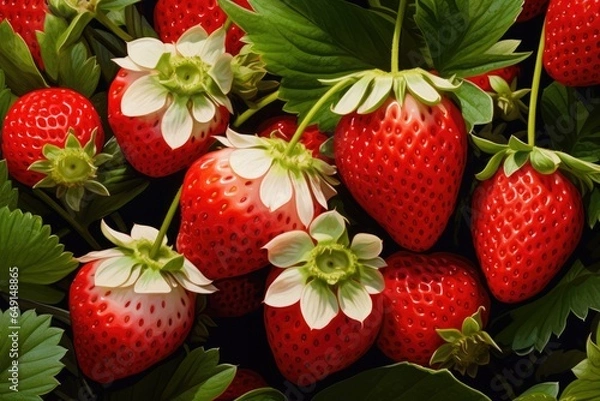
[0,0,600,400]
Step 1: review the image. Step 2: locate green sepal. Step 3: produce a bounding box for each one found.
[58,10,94,52]
[503,150,529,177]
[475,151,506,181]
[452,80,495,132]
[489,75,530,122]
[64,185,85,211]
[162,255,185,272]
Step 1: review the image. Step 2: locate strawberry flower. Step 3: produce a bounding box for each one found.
[112,26,234,149]
[217,128,339,227]
[79,220,216,294]
[263,210,386,330]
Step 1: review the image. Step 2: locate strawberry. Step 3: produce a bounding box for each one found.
[108,26,234,177]
[334,93,467,252]
[471,162,584,303]
[465,65,520,93]
[176,129,337,280]
[206,269,267,318]
[516,0,549,22]
[0,0,48,68]
[153,0,251,54]
[216,368,268,400]
[258,115,332,162]
[376,252,491,367]
[543,0,600,87]
[70,221,215,383]
[262,210,386,385]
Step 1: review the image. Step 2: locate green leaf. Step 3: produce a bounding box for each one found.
[58,42,101,97]
[57,11,94,52]
[160,348,236,401]
[414,0,528,77]
[0,70,16,122]
[89,29,126,83]
[0,160,18,210]
[0,20,48,95]
[124,3,159,39]
[542,82,600,161]
[99,0,141,12]
[515,383,560,400]
[452,80,494,131]
[37,14,68,81]
[495,261,600,353]
[536,350,587,381]
[219,0,395,130]
[234,388,287,401]
[587,188,600,229]
[560,380,600,401]
[0,208,78,291]
[312,362,491,401]
[0,310,66,399]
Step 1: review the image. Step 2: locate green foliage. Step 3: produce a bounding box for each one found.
[559,325,600,400]
[0,160,18,210]
[514,383,559,401]
[234,388,287,401]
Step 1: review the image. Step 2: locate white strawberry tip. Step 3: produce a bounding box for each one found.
[216,128,339,228]
[263,210,386,330]
[78,220,216,294]
[112,25,234,150]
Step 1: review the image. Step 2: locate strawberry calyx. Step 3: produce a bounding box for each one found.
[216,128,339,227]
[230,45,279,101]
[112,25,234,150]
[78,220,217,294]
[28,130,111,211]
[472,134,600,192]
[430,307,500,378]
[263,210,386,330]
[488,75,530,122]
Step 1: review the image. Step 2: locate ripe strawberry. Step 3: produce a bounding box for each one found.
[2,88,104,191]
[258,115,332,162]
[471,163,583,303]
[543,0,600,87]
[153,0,251,54]
[466,65,520,92]
[517,0,549,22]
[334,94,467,252]
[0,0,48,68]
[70,221,215,383]
[107,68,228,177]
[216,368,268,400]
[206,269,267,318]
[376,252,490,366]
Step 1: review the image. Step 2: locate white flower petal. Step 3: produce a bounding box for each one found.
[338,280,372,324]
[131,224,161,242]
[121,75,169,117]
[175,25,209,57]
[112,56,144,71]
[94,257,136,288]
[78,248,126,263]
[214,135,232,147]
[101,220,132,247]
[208,91,233,113]
[226,128,267,149]
[263,231,314,267]
[229,148,272,179]
[291,172,314,228]
[309,210,347,243]
[161,96,193,149]
[199,27,227,64]
[182,259,213,286]
[351,233,383,260]
[172,271,217,294]
[192,95,217,123]
[121,264,142,287]
[359,268,385,294]
[260,163,293,211]
[127,37,168,69]
[300,280,339,330]
[308,172,328,209]
[134,269,172,293]
[362,256,387,269]
[208,53,234,94]
[313,158,337,176]
[264,268,306,307]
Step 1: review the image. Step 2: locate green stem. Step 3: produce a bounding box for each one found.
[284,78,354,156]
[149,186,182,260]
[391,0,409,73]
[233,90,280,127]
[109,211,128,233]
[95,10,134,42]
[527,24,546,147]
[33,189,102,250]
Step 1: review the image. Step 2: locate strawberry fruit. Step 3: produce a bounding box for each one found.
[206,269,267,318]
[0,0,48,68]
[216,368,268,400]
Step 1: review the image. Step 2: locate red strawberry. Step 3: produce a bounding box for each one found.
[70,221,215,383]
[517,0,549,22]
[334,94,467,252]
[216,368,268,400]
[107,68,229,177]
[376,252,490,366]
[466,65,520,92]
[153,0,251,54]
[543,0,600,87]
[258,115,332,162]
[1,87,105,187]
[0,0,48,68]
[471,163,583,303]
[206,269,267,317]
